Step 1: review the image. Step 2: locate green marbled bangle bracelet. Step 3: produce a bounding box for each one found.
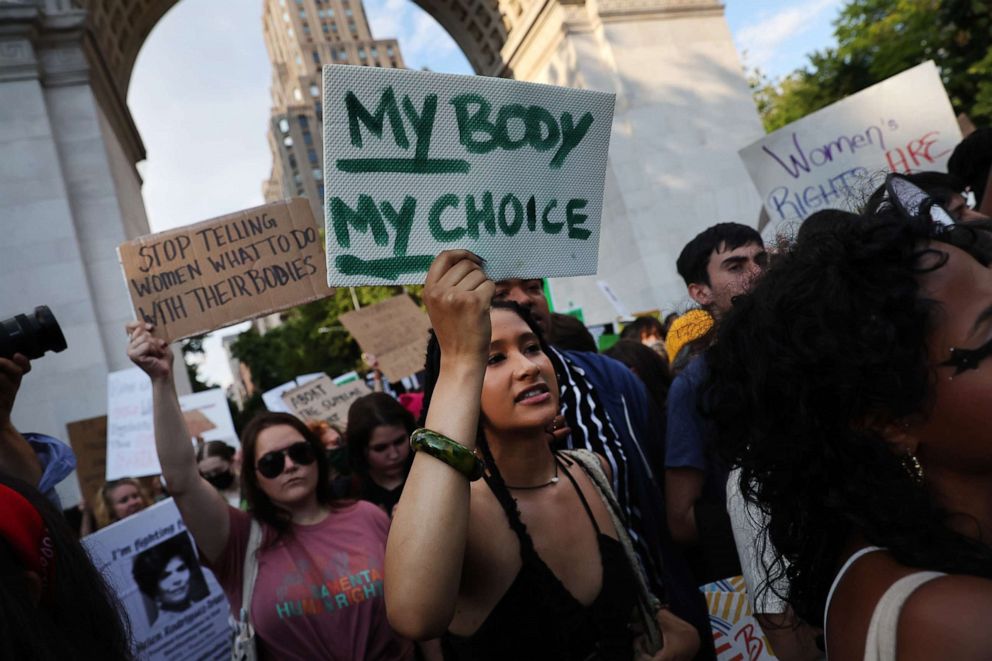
[410,428,485,482]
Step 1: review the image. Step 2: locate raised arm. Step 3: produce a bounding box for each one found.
[126,322,230,562]
[385,250,493,640]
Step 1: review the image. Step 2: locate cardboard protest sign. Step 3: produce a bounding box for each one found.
[178,388,238,447]
[261,372,325,413]
[66,415,108,507]
[118,198,334,342]
[323,66,615,285]
[281,374,371,428]
[106,367,157,480]
[740,61,962,232]
[339,295,432,381]
[83,499,230,660]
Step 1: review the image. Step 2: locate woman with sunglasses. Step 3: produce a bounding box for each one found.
[126,321,413,661]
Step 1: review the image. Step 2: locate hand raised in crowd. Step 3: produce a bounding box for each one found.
[126,321,173,382]
[423,250,494,365]
[0,353,30,426]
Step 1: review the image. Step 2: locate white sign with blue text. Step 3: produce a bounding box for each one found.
[739,61,961,234]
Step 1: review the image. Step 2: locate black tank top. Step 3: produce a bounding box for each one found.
[444,454,638,661]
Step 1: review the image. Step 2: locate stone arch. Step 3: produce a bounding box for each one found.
[81,0,520,101]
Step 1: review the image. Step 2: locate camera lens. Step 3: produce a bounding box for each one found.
[0,306,68,360]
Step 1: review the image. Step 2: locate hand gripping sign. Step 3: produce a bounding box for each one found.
[323,66,616,285]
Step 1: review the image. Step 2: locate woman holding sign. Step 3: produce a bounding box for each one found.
[385,250,699,660]
[126,322,413,661]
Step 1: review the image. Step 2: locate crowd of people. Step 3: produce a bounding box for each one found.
[1,128,991,660]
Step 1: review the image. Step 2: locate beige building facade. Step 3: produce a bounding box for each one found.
[261,0,405,219]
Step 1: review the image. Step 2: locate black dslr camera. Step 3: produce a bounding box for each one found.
[0,306,67,359]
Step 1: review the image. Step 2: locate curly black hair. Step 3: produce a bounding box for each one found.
[703,210,992,625]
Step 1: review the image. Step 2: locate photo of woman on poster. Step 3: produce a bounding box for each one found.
[132,532,210,626]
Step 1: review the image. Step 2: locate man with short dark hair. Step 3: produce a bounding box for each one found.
[666,223,765,578]
[493,278,714,660]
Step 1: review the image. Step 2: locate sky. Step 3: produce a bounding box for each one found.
[126,0,846,390]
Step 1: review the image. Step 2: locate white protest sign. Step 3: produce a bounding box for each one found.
[83,499,231,660]
[323,65,616,285]
[107,374,244,480]
[178,388,238,447]
[106,367,157,480]
[739,61,962,232]
[281,374,371,428]
[596,280,630,318]
[261,372,325,413]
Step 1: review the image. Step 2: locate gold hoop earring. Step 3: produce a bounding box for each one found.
[902,452,924,484]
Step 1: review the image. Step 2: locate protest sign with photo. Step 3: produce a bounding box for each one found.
[118,198,334,342]
[739,61,962,232]
[106,367,156,480]
[261,372,325,413]
[281,374,371,428]
[66,415,108,507]
[339,295,431,381]
[322,65,615,285]
[83,499,230,660]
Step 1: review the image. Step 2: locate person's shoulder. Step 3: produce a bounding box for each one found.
[897,574,992,659]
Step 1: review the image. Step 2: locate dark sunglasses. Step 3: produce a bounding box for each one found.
[256,441,316,479]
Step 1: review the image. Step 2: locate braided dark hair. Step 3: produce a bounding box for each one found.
[703,211,992,625]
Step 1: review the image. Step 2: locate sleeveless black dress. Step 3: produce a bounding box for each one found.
[443,454,639,661]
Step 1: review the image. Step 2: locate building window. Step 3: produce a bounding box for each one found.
[312,49,320,63]
[294,88,303,102]
[337,48,347,60]
[326,7,334,16]
[387,45,394,56]
[344,8,353,16]
[287,27,294,37]
[317,184,325,198]
[298,115,309,129]
[370,47,378,58]
[299,9,306,18]
[289,155,298,169]
[312,168,322,180]
[278,118,290,133]
[284,136,294,147]
[302,23,311,35]
[322,22,329,33]
[307,149,318,163]
[331,22,338,32]
[283,11,290,22]
[309,84,319,97]
[358,48,366,59]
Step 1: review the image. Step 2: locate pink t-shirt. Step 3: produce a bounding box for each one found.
[206,501,413,661]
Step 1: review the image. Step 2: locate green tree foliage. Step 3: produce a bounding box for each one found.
[754,0,992,132]
[229,286,422,393]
